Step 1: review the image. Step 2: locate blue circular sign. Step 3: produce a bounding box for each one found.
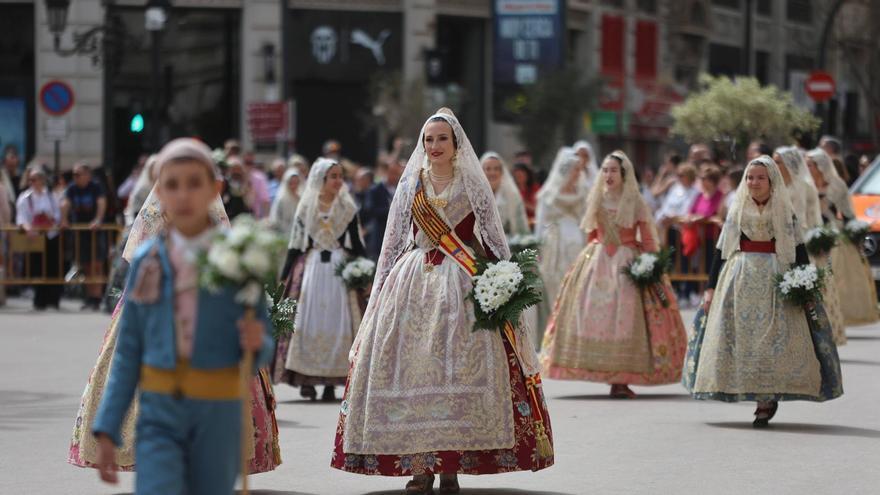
[40,80,75,116]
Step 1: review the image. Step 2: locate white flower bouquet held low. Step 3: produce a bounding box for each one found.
[469,249,543,332]
[843,219,871,246]
[335,257,376,290]
[507,234,541,254]
[805,226,838,256]
[775,264,826,320]
[622,247,674,307]
[198,215,287,308]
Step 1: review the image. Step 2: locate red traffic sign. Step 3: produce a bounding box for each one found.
[39,80,75,116]
[805,71,836,103]
[247,102,290,143]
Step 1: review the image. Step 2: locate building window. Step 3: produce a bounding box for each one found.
[756,0,772,16]
[709,43,742,77]
[601,0,624,8]
[787,0,812,23]
[636,0,657,13]
[690,2,708,25]
[756,50,770,84]
[712,0,740,9]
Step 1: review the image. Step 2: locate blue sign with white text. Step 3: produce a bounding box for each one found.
[493,0,565,86]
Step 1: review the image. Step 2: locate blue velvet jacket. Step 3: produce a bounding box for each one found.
[92,235,274,446]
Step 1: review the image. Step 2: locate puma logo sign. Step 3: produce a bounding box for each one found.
[350,29,391,65]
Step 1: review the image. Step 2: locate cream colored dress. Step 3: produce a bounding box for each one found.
[692,201,822,399]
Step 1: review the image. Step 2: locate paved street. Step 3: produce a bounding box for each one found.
[1,297,879,495]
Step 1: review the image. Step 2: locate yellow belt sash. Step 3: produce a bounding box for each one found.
[140,359,240,400]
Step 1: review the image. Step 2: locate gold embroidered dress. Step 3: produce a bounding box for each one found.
[332,110,553,476]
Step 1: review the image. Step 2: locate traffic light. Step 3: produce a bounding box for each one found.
[130,113,144,133]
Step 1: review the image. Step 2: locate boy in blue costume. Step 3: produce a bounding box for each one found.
[92,138,274,494]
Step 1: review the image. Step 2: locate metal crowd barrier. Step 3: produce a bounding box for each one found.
[661,223,711,285]
[0,224,122,285]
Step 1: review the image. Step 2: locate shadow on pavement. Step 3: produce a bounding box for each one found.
[364,490,574,495]
[706,422,880,438]
[275,419,319,429]
[554,393,691,402]
[0,389,77,430]
[840,358,880,367]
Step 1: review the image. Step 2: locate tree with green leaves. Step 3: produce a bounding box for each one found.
[511,68,600,168]
[671,74,820,157]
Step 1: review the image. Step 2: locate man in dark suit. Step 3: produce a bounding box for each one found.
[361,159,404,260]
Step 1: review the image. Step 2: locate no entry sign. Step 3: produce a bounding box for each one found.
[805,71,836,103]
[39,80,75,116]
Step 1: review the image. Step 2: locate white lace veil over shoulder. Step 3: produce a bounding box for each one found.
[806,147,854,218]
[573,140,599,190]
[536,146,589,202]
[287,158,357,251]
[480,151,529,235]
[122,186,229,262]
[718,155,798,266]
[369,109,510,300]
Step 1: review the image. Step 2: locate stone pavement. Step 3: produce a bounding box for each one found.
[1,297,878,495]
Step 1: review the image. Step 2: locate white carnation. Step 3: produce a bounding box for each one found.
[209,245,243,280]
[228,223,252,247]
[241,245,272,276]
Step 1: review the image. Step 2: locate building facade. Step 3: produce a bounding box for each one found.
[0,0,873,181]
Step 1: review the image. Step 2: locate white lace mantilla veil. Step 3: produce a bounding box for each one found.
[718,155,799,266]
[367,109,510,301]
[806,147,855,218]
[581,150,651,236]
[536,146,589,202]
[573,139,599,188]
[480,151,528,234]
[122,183,228,262]
[287,158,357,251]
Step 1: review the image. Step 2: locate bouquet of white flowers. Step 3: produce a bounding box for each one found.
[805,226,838,256]
[198,215,287,307]
[335,256,376,290]
[469,249,542,332]
[843,219,871,245]
[775,264,826,320]
[622,247,674,307]
[507,234,541,254]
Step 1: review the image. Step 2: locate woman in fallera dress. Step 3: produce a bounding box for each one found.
[534,146,591,344]
[276,158,364,401]
[68,170,282,475]
[806,147,879,326]
[481,152,530,236]
[684,156,843,427]
[774,147,846,345]
[540,150,687,398]
[332,109,553,494]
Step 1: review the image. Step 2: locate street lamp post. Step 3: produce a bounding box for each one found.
[145,0,169,151]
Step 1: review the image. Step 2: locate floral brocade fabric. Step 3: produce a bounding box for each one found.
[540,214,687,385]
[331,337,554,476]
[831,241,880,326]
